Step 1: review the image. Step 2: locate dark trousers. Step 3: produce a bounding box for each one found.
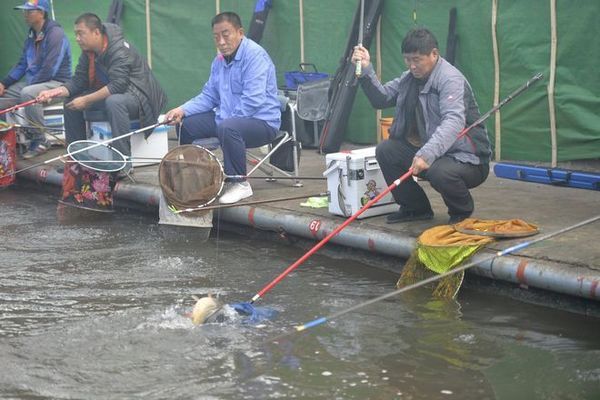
[179,111,278,179]
[64,93,140,157]
[375,138,489,217]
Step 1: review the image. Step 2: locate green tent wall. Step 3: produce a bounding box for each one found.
[1,0,598,163]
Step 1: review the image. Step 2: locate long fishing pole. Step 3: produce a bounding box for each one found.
[457,72,543,141]
[248,168,414,304]
[13,124,65,132]
[0,99,38,116]
[269,214,600,341]
[62,159,325,179]
[1,121,167,179]
[354,0,365,77]
[174,192,328,213]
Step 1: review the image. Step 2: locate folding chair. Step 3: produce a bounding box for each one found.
[192,95,302,187]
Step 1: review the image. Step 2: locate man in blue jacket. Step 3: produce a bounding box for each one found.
[353,28,491,224]
[165,12,281,204]
[0,0,71,159]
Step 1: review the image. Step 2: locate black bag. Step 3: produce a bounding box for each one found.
[269,138,301,172]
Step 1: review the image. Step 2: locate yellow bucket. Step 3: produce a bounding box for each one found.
[380,117,393,140]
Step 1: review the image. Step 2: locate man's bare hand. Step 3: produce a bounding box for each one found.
[411,156,430,175]
[352,45,371,70]
[37,87,68,103]
[65,96,89,111]
[164,107,185,125]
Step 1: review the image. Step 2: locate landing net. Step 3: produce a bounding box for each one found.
[158,145,225,214]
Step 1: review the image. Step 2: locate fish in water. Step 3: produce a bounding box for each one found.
[190,294,223,325]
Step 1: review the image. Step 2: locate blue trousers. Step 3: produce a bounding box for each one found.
[179,111,278,180]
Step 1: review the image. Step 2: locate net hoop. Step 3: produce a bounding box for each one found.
[67,140,128,172]
[158,145,225,214]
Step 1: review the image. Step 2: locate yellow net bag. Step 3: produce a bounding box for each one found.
[397,225,494,299]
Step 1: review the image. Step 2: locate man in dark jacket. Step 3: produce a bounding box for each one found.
[38,13,166,159]
[0,0,71,159]
[353,28,491,225]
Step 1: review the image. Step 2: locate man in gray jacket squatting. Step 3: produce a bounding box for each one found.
[353,27,491,225]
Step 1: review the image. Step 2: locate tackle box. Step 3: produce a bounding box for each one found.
[323,147,397,219]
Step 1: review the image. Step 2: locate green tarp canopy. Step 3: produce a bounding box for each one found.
[1,0,598,163]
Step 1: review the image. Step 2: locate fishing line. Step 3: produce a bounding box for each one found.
[268,214,600,342]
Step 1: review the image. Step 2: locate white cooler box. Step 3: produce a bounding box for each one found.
[88,119,169,167]
[324,147,398,219]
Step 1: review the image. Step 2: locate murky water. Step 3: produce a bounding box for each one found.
[1,187,599,399]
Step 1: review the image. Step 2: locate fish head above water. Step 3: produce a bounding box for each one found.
[191,294,223,325]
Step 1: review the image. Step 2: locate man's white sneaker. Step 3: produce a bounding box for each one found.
[219,181,253,204]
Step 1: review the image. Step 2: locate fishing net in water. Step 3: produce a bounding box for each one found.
[158,145,224,215]
[397,219,539,299]
[397,225,494,299]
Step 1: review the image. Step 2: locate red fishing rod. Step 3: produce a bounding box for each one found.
[250,168,414,304]
[0,99,39,116]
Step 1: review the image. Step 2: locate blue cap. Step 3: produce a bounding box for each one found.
[14,0,50,13]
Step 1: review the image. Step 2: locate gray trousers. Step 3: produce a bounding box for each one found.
[0,80,63,142]
[63,92,140,157]
[375,138,489,218]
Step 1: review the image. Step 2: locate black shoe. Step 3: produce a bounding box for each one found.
[385,208,434,224]
[448,213,472,225]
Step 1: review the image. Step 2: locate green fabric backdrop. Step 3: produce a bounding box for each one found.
[1,0,599,162]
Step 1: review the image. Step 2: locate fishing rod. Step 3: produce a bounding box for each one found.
[0,99,38,116]
[354,0,365,77]
[457,72,543,141]
[247,168,414,305]
[227,174,325,181]
[67,158,325,180]
[173,192,328,213]
[1,121,168,179]
[269,214,600,341]
[13,124,65,132]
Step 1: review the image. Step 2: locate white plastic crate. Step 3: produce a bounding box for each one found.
[88,118,168,167]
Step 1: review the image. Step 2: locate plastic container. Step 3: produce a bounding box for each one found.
[0,124,17,187]
[284,63,329,90]
[323,147,397,218]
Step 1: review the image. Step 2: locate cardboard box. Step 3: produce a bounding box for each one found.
[324,147,397,219]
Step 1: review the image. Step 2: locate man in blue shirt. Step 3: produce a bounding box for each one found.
[165,12,281,204]
[0,0,71,159]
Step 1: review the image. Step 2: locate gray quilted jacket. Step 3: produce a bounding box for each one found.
[360,57,491,165]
